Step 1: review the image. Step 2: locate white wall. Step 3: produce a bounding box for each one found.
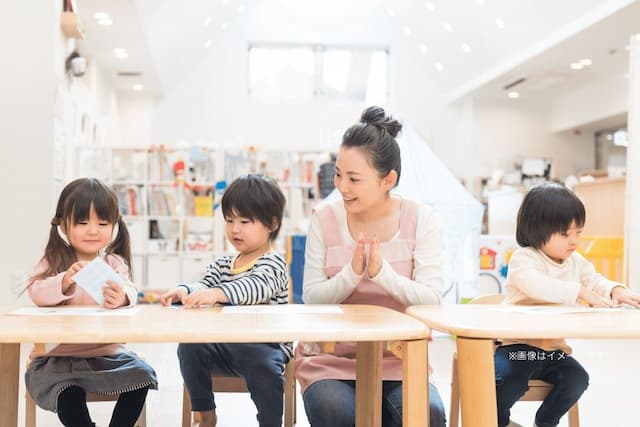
[116,92,154,147]
[470,98,595,182]
[551,73,629,132]
[0,0,58,303]
[150,3,450,153]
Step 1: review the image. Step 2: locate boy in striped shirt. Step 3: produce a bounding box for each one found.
[161,174,290,427]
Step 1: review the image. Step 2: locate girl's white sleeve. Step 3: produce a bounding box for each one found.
[577,253,618,297]
[302,212,364,304]
[368,205,443,305]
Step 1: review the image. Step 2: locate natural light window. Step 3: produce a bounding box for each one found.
[249,43,388,103]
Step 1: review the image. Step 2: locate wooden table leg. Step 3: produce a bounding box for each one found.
[402,339,428,427]
[356,341,383,427]
[0,343,20,427]
[456,337,497,427]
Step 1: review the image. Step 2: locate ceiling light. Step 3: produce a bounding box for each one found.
[132,84,144,91]
[204,16,212,26]
[98,18,113,26]
[220,22,229,31]
[443,22,453,32]
[475,0,485,6]
[579,58,592,66]
[403,26,412,36]
[387,8,396,17]
[204,40,212,49]
[419,44,428,54]
[113,48,128,59]
[507,91,520,99]
[570,63,583,70]
[425,2,435,12]
[94,12,110,20]
[495,18,505,29]
[461,43,471,53]
[435,62,444,72]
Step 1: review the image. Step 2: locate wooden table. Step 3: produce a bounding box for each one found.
[407,304,640,427]
[0,304,429,427]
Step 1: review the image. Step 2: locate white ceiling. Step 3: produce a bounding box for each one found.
[76,0,640,102]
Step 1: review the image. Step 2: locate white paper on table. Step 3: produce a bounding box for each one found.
[72,257,126,305]
[222,305,344,314]
[491,305,639,315]
[6,307,140,316]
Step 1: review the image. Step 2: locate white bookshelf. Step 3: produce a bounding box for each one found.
[70,144,331,288]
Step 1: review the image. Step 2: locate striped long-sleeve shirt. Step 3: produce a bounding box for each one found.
[182,251,289,305]
[180,251,293,359]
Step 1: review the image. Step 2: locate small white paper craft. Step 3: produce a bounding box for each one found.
[72,257,125,305]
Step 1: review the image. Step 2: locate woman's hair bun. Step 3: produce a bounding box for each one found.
[360,106,402,138]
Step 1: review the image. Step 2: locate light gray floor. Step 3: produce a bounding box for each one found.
[18,337,640,426]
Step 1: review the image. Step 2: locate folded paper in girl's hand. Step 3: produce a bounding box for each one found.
[72,257,125,305]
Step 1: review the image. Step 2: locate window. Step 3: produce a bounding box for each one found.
[248,43,388,104]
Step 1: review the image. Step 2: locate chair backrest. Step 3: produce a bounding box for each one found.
[577,236,624,282]
[469,294,504,305]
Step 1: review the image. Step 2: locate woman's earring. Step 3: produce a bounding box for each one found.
[57,226,70,246]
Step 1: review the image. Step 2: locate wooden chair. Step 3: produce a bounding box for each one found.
[577,236,624,282]
[449,294,580,427]
[25,343,147,427]
[181,284,297,427]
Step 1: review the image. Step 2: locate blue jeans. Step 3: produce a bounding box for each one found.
[494,344,589,427]
[178,343,287,427]
[303,379,446,427]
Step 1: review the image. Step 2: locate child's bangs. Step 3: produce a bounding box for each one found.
[67,184,119,224]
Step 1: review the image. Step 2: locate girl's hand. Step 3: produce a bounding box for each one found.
[367,235,382,278]
[351,233,366,276]
[182,288,225,309]
[159,287,188,306]
[578,287,614,308]
[103,281,128,309]
[611,286,640,307]
[62,261,88,293]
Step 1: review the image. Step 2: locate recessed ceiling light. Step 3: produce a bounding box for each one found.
[461,43,471,53]
[419,44,428,54]
[98,18,113,26]
[425,2,436,12]
[387,8,396,17]
[203,16,212,26]
[132,84,144,91]
[204,40,212,49]
[220,22,229,31]
[507,91,520,99]
[113,48,128,59]
[495,18,505,29]
[403,26,412,36]
[570,63,583,70]
[435,62,444,72]
[94,12,110,20]
[579,58,592,66]
[443,22,453,32]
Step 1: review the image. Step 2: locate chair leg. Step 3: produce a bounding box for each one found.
[25,391,36,427]
[449,356,460,427]
[284,362,296,427]
[182,384,193,427]
[568,402,580,427]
